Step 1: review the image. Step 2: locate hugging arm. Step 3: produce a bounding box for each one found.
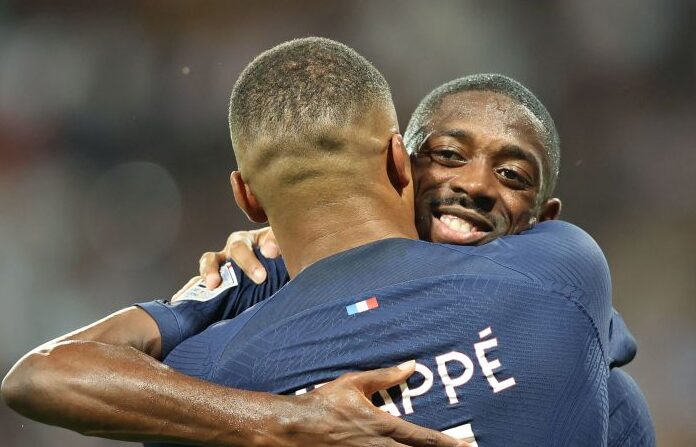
[0,306,260,444]
[2,305,466,447]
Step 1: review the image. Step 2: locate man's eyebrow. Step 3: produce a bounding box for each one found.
[497,145,543,175]
[428,128,474,141]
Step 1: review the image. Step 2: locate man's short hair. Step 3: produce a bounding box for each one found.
[404,74,560,197]
[228,37,394,174]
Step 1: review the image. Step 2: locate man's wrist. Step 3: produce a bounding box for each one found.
[238,394,302,447]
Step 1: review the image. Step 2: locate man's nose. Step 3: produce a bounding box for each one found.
[450,161,497,212]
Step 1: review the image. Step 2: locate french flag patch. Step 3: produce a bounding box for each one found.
[346,297,379,315]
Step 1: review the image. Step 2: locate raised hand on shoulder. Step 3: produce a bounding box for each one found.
[199,226,279,289]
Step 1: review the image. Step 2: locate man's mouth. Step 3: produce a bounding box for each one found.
[430,209,494,245]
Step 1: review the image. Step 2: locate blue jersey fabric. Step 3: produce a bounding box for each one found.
[140,303,652,445]
[607,368,655,447]
[137,221,649,446]
[138,248,289,358]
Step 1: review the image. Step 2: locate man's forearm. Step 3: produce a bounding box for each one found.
[1,340,289,446]
[2,309,466,447]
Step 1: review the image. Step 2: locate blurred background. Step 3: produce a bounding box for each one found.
[0,0,694,445]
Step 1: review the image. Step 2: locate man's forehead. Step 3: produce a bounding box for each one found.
[427,91,547,157]
[434,91,541,131]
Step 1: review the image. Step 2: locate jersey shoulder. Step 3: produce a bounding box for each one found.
[608,368,655,447]
[441,221,613,352]
[443,220,610,293]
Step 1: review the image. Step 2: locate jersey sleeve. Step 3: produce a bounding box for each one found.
[136,250,289,358]
[608,368,656,447]
[454,220,613,354]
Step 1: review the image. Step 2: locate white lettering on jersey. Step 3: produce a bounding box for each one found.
[400,362,434,414]
[291,326,514,423]
[443,423,478,446]
[474,326,516,393]
[378,389,401,416]
[436,351,475,404]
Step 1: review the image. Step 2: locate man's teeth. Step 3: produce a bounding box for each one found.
[439,214,477,234]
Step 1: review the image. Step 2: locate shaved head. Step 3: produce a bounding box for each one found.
[228,37,397,203]
[227,38,416,275]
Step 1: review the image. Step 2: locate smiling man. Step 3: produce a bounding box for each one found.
[192,74,653,446]
[129,40,620,447]
[1,40,472,447]
[407,82,561,246]
[2,38,648,447]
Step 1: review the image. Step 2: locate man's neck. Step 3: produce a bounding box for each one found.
[268,195,418,278]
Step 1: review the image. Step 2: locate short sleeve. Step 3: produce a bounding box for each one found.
[136,251,289,358]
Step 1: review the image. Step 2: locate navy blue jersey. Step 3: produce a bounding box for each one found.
[138,221,620,446]
[138,249,289,358]
[141,273,636,368]
[607,368,655,446]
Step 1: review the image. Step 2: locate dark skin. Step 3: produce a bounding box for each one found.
[201,90,562,284]
[1,130,465,446]
[172,91,638,447]
[162,90,563,444]
[2,286,464,446]
[2,90,557,447]
[413,90,561,246]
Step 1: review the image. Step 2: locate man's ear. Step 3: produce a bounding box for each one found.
[231,171,268,223]
[538,197,562,221]
[386,134,411,195]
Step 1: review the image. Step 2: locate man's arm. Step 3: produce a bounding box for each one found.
[143,252,289,359]
[1,307,467,447]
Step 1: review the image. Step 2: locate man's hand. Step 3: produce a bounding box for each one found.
[199,226,279,289]
[275,360,469,447]
[3,339,468,447]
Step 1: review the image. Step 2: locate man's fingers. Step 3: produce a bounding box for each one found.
[198,252,225,290]
[259,228,281,258]
[378,416,469,447]
[226,238,267,284]
[342,362,471,446]
[259,239,280,258]
[347,360,416,396]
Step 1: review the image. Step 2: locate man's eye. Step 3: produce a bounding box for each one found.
[429,149,466,166]
[496,168,531,187]
[498,168,518,179]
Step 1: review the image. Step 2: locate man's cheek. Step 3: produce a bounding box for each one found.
[414,207,432,241]
[508,211,534,235]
